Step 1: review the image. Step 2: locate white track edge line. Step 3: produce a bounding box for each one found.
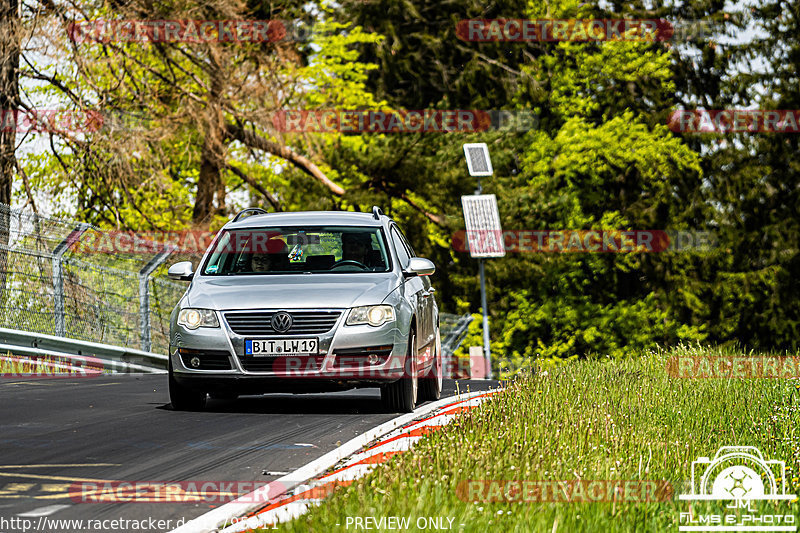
[169,388,497,533]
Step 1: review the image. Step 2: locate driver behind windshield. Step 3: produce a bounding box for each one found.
[341,232,373,267]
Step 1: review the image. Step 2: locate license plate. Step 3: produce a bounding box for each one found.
[245,338,318,356]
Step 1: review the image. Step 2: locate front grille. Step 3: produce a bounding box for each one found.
[224,310,342,336]
[238,355,326,372]
[179,349,232,370]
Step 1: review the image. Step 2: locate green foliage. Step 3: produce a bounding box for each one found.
[332,0,716,363]
[19,1,385,231]
[14,0,800,365]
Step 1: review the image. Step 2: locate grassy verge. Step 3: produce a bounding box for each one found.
[272,346,800,532]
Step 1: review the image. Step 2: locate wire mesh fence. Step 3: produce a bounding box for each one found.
[0,203,190,354]
[439,312,473,378]
[148,276,186,355]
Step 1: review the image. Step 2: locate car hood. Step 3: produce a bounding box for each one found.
[186,273,401,310]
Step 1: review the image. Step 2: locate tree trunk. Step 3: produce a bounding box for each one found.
[192,126,222,225]
[191,73,224,226]
[0,0,20,305]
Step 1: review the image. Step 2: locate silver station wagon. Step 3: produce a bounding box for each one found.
[167,207,442,412]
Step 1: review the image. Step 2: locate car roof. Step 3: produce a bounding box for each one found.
[225,210,388,230]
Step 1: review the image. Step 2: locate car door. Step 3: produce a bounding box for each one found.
[399,229,434,353]
[392,225,434,368]
[391,226,426,363]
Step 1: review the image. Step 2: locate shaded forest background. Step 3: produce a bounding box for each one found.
[1,0,798,366]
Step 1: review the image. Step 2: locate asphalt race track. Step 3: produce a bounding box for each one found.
[0,375,498,531]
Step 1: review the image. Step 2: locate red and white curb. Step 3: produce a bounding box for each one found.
[170,389,501,533]
[221,392,499,532]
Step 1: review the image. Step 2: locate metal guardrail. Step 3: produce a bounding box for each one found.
[0,327,167,373]
[0,313,471,377]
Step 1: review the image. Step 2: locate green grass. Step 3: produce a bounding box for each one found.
[265,345,800,532]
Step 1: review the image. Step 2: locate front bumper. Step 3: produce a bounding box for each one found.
[170,308,411,391]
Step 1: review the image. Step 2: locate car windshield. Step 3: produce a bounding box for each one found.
[201,226,391,275]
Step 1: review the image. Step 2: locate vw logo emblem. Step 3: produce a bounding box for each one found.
[271,311,293,333]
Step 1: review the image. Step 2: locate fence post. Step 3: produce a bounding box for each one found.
[52,223,89,337]
[139,247,174,352]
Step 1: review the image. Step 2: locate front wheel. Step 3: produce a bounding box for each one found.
[419,328,442,402]
[209,392,239,401]
[381,332,418,412]
[169,360,207,411]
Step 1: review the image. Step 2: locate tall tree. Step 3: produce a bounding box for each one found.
[23,1,381,230]
[0,0,20,299]
[333,0,725,361]
[697,0,800,348]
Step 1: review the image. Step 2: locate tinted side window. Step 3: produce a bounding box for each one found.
[398,230,416,257]
[391,227,411,268]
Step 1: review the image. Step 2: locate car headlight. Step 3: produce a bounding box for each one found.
[177,308,219,330]
[346,305,395,327]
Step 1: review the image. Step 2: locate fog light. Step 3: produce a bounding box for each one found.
[190,356,201,368]
[368,354,380,365]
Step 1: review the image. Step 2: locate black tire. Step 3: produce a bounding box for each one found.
[381,332,418,413]
[169,360,207,411]
[209,392,239,401]
[419,328,443,402]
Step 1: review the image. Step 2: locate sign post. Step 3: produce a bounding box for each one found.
[461,143,504,379]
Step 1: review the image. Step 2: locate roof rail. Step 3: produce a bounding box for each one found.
[372,206,384,220]
[232,207,269,222]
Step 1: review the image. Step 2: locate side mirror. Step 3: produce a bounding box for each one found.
[168,261,194,281]
[404,257,435,277]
